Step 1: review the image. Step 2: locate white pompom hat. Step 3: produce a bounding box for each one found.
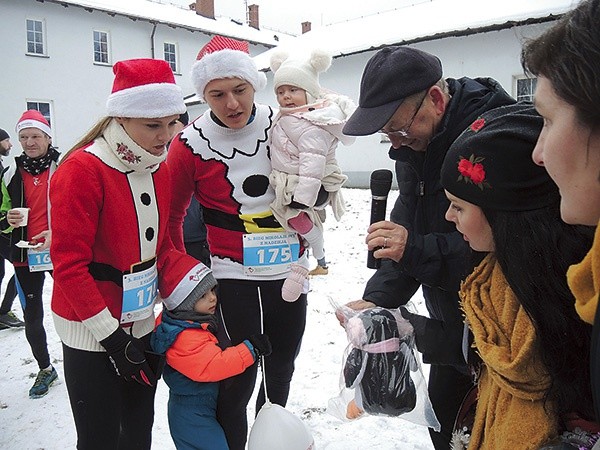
[106,58,185,118]
[270,49,333,102]
[191,35,267,101]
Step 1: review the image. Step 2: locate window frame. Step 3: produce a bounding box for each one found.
[26,18,47,57]
[163,41,179,74]
[514,75,537,103]
[25,101,53,129]
[93,29,111,65]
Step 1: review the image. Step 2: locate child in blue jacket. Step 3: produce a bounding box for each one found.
[152,266,271,450]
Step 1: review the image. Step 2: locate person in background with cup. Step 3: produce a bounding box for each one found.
[0,128,24,329]
[0,110,60,398]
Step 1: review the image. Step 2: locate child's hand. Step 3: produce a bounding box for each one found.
[248,334,272,357]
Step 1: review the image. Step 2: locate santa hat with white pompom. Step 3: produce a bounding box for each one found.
[191,35,267,102]
[270,48,333,103]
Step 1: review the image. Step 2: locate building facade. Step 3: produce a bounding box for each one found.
[2,0,569,186]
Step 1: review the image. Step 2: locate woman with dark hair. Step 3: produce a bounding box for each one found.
[521,0,600,424]
[441,104,595,449]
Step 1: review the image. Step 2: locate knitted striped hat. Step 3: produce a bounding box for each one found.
[106,58,185,118]
[191,35,267,101]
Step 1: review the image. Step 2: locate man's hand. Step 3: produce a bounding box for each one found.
[365,221,409,263]
[31,230,51,250]
[336,300,377,326]
[345,300,377,310]
[7,209,26,228]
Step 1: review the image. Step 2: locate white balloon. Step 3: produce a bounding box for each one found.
[248,401,315,450]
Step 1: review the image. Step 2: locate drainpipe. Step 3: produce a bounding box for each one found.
[150,23,157,58]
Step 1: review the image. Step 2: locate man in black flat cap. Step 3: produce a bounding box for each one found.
[342,46,516,449]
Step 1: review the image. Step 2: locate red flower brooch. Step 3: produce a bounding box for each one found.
[457,155,490,190]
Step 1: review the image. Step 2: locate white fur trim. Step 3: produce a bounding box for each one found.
[106,82,185,118]
[161,264,213,310]
[16,119,52,138]
[52,308,155,352]
[191,49,267,101]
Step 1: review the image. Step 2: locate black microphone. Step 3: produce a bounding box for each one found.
[367,169,393,269]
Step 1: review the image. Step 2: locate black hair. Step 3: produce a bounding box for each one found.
[482,203,595,423]
[178,111,189,126]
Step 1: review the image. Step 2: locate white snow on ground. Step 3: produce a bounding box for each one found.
[0,187,435,449]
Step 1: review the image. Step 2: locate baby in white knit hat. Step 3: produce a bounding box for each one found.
[268,48,356,301]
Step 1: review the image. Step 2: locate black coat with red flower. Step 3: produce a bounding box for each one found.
[363,77,516,367]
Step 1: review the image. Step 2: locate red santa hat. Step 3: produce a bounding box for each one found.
[159,252,217,312]
[16,110,52,138]
[106,58,186,118]
[191,35,267,101]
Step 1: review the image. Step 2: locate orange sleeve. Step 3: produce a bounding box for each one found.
[166,327,255,382]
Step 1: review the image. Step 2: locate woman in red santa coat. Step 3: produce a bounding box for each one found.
[50,58,207,450]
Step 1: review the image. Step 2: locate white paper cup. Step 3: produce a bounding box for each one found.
[13,207,30,226]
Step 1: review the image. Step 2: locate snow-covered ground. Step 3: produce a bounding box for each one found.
[0,187,434,449]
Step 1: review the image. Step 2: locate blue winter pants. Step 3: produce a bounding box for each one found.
[168,389,228,450]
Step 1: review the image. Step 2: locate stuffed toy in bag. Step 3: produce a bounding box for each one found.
[343,307,417,418]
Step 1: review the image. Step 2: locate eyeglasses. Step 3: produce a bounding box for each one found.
[379,91,427,138]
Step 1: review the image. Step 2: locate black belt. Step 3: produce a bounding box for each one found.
[202,207,282,231]
[88,257,157,288]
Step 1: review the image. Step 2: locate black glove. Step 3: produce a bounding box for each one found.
[99,328,156,387]
[248,334,272,357]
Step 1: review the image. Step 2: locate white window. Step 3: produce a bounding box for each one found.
[26,19,46,56]
[164,42,178,73]
[514,76,537,103]
[93,30,110,64]
[26,101,52,128]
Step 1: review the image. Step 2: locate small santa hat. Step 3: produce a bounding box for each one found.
[191,35,267,101]
[106,58,185,118]
[159,253,217,312]
[16,110,52,138]
[270,49,332,101]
